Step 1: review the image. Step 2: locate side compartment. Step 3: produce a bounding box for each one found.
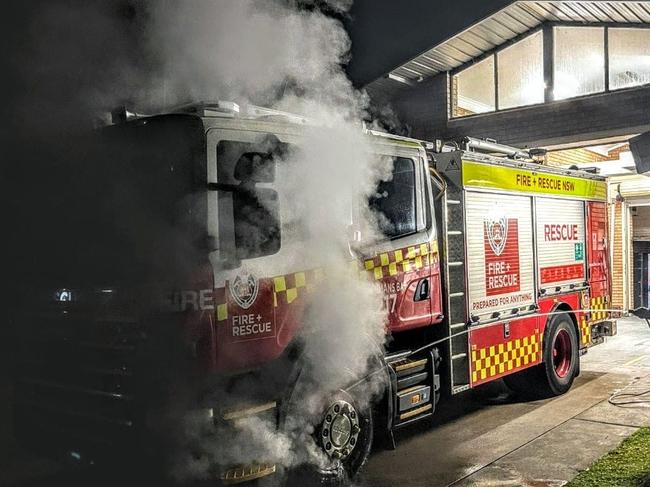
[535,198,587,296]
[464,191,536,322]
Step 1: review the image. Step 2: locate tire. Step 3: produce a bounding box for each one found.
[504,312,579,399]
[286,390,373,486]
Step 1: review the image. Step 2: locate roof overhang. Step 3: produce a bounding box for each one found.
[367,1,650,97]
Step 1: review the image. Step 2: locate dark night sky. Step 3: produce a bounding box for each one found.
[4,0,514,107]
[346,0,513,86]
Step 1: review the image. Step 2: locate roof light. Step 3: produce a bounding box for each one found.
[387,73,414,86]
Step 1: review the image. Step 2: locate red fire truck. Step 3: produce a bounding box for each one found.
[13,103,616,485]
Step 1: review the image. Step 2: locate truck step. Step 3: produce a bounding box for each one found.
[397,371,429,390]
[391,358,428,377]
[452,384,471,394]
[399,403,433,421]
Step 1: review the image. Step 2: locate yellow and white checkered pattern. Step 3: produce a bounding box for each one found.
[471,334,541,383]
[363,241,439,280]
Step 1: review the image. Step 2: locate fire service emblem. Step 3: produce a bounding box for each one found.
[230,272,259,309]
[485,217,508,257]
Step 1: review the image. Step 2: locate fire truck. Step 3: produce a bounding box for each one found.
[13,102,616,485]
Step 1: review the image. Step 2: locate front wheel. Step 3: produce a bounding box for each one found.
[287,390,373,486]
[504,312,579,398]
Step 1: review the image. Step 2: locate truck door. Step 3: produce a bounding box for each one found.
[363,151,442,332]
[587,201,610,319]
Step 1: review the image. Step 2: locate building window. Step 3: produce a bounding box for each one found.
[554,26,605,100]
[497,31,544,110]
[450,25,650,120]
[609,28,650,91]
[451,56,495,117]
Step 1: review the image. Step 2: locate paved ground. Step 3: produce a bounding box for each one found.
[2,317,649,487]
[362,316,650,487]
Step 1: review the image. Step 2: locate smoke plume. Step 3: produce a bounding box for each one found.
[15,0,397,483]
[143,0,392,482]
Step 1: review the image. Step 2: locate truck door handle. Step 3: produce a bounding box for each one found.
[414,278,430,302]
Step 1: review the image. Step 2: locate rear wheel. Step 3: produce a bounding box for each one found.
[504,312,579,399]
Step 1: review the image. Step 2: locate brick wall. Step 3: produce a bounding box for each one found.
[611,201,633,310]
[629,207,634,311]
[612,202,624,309]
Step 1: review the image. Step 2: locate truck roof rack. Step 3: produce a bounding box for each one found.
[365,128,434,150]
[109,101,309,125]
[171,100,308,124]
[461,136,531,160]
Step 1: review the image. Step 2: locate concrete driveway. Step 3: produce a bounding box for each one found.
[362,316,650,487]
[2,318,649,487]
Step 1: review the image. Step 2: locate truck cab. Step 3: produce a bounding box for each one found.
[13,102,444,485]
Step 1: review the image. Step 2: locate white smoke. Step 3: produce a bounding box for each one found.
[23,0,398,482]
[147,0,394,482]
[145,0,360,113]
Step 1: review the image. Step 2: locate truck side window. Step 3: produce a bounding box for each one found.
[216,141,282,260]
[369,157,417,239]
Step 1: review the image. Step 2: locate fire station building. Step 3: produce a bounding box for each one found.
[366,0,650,312]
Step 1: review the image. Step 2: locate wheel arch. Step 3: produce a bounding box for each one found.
[545,302,579,343]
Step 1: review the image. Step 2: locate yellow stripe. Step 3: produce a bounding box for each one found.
[294,272,306,288]
[286,288,298,303]
[274,277,286,292]
[217,303,228,321]
[462,160,607,200]
[374,267,383,280]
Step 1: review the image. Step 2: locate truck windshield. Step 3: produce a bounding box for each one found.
[215,138,285,261]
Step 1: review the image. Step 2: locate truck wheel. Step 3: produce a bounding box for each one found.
[288,390,373,486]
[504,313,579,399]
[542,313,579,396]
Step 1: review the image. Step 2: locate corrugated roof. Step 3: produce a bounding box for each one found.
[367,1,650,95]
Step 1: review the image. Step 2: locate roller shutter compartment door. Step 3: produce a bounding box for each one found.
[465,191,535,321]
[535,198,586,292]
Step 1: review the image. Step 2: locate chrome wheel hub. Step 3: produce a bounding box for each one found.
[320,400,360,460]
